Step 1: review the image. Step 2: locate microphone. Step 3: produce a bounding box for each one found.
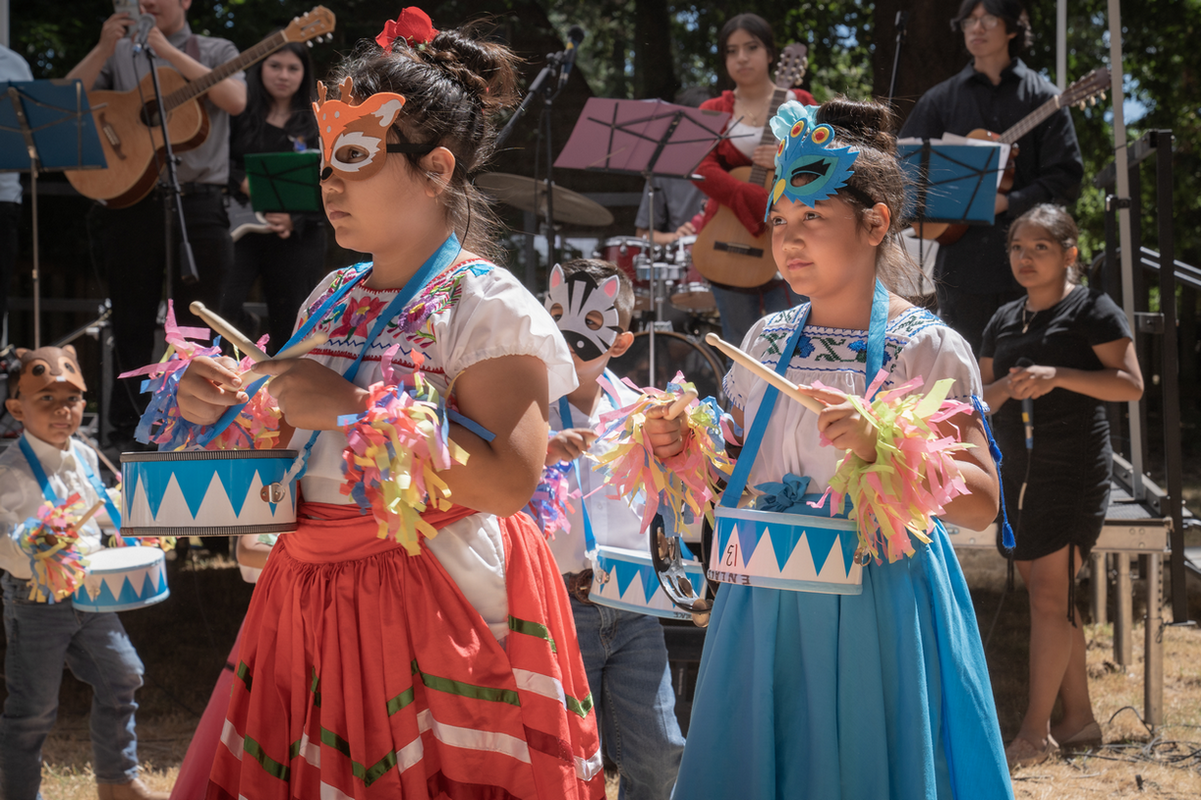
[558,26,586,91]
[131,14,155,53]
[1016,357,1034,450]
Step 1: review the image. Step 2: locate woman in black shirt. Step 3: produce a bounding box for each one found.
[979,205,1143,767]
[222,41,327,353]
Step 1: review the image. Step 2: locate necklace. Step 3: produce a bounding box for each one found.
[1021,303,1038,334]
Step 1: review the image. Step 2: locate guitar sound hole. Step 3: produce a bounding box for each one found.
[139,101,164,128]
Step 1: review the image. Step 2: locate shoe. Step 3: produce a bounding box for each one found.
[96,778,171,800]
[1057,720,1103,751]
[1005,735,1058,768]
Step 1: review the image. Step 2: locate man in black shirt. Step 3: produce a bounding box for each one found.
[900,0,1083,357]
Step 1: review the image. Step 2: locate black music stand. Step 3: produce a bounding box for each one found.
[555,98,730,379]
[244,151,322,212]
[0,79,106,347]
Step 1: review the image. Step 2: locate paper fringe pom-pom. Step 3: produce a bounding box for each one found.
[105,534,177,552]
[16,494,90,603]
[811,370,976,563]
[338,347,469,555]
[525,459,578,539]
[119,301,281,450]
[590,372,735,537]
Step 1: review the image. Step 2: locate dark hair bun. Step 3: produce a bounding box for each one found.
[398,24,518,113]
[816,97,897,156]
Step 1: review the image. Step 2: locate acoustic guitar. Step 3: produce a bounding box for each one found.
[911,67,1110,245]
[65,6,335,209]
[692,43,808,288]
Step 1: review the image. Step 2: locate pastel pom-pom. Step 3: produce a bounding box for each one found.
[811,370,976,563]
[525,459,578,540]
[16,494,91,603]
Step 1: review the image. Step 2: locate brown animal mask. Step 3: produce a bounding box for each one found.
[313,77,409,182]
[14,345,87,396]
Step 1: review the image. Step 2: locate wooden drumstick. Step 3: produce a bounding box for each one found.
[663,390,698,420]
[273,332,329,361]
[704,332,826,413]
[190,302,270,363]
[73,499,107,532]
[190,302,328,362]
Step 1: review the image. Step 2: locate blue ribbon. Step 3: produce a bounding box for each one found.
[17,435,121,531]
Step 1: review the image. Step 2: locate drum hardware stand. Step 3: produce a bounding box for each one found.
[0,79,106,347]
[136,37,200,289]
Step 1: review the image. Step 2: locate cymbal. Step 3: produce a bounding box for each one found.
[475,173,615,227]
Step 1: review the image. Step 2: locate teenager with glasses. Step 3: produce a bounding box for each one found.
[899,0,1083,360]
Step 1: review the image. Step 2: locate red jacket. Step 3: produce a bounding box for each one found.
[693,88,816,237]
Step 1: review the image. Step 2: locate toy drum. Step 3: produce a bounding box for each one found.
[709,506,865,595]
[73,546,170,613]
[121,449,299,537]
[590,544,708,621]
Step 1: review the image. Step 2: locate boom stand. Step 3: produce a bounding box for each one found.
[555,98,730,384]
[0,79,106,346]
[139,43,199,294]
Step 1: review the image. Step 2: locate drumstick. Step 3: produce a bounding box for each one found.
[704,332,825,413]
[73,499,107,532]
[663,390,698,420]
[190,302,270,363]
[273,331,329,361]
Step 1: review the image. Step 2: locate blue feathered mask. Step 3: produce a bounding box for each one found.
[765,102,859,219]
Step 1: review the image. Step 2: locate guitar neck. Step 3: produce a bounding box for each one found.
[998,95,1062,144]
[163,32,287,111]
[746,86,791,186]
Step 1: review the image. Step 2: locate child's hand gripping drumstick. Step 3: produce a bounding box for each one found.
[704,332,827,413]
[189,302,328,364]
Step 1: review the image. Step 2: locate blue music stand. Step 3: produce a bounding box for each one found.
[898,139,1004,226]
[0,79,106,346]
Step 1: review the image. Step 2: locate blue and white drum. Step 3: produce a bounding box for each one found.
[710,506,865,595]
[591,544,709,621]
[121,449,298,537]
[73,546,170,613]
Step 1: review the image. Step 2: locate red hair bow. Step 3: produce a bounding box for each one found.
[376,7,439,50]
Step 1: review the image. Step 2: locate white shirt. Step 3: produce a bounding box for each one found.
[285,258,576,640]
[724,304,982,496]
[0,433,108,580]
[545,375,646,575]
[726,90,798,161]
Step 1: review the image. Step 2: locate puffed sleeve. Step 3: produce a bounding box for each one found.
[892,321,983,403]
[436,267,578,402]
[721,314,774,411]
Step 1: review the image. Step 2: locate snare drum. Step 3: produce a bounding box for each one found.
[122,449,298,537]
[670,265,717,313]
[591,544,708,620]
[709,506,864,594]
[73,546,170,613]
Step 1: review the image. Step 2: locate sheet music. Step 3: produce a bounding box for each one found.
[897,135,1010,193]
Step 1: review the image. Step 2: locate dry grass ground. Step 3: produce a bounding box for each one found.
[3,548,1198,799]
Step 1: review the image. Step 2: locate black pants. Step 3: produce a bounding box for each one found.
[89,190,233,440]
[220,220,328,355]
[0,201,21,325]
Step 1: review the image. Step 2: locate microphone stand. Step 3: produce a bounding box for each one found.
[137,36,199,293]
[885,11,909,104]
[494,45,572,269]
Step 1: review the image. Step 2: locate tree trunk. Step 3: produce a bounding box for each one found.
[633,0,678,100]
[872,0,970,125]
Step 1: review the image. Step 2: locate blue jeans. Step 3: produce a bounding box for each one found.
[0,572,145,800]
[711,280,802,349]
[568,584,685,800]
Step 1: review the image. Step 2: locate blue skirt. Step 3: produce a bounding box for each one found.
[675,523,1012,800]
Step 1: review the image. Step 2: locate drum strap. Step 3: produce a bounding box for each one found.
[721,279,889,508]
[18,435,122,530]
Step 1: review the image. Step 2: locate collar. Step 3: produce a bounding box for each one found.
[21,431,75,471]
[962,57,1025,86]
[166,22,193,49]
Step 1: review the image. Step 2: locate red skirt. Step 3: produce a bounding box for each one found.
[207,504,604,800]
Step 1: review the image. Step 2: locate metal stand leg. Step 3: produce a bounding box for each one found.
[1144,552,1163,727]
[1091,551,1108,626]
[1115,554,1133,666]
